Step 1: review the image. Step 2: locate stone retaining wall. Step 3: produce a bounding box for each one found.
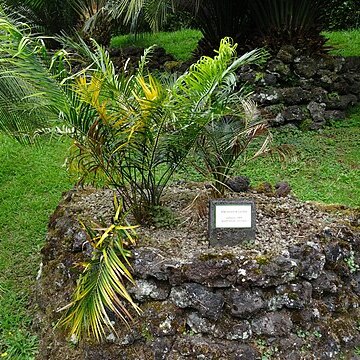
[36,192,360,360]
[240,46,360,129]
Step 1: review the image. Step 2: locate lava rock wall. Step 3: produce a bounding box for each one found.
[239,46,360,130]
[36,193,360,360]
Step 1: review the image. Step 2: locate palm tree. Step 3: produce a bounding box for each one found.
[0,0,79,39]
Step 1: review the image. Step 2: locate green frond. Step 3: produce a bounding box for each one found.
[0,11,75,142]
[58,199,141,342]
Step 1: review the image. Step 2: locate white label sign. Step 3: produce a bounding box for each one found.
[215,204,252,228]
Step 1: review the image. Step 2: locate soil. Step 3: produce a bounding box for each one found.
[66,181,359,259]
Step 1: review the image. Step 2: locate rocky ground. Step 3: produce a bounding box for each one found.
[63,181,359,259]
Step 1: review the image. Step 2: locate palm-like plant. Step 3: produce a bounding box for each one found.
[195,103,272,195]
[116,0,252,54]
[115,0,329,55]
[0,0,79,40]
[66,38,267,221]
[0,8,267,222]
[0,11,271,340]
[249,0,327,53]
[0,11,68,142]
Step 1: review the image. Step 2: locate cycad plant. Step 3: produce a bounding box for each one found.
[67,37,267,222]
[0,11,68,142]
[114,0,328,55]
[195,102,272,195]
[0,0,79,40]
[116,0,252,55]
[249,0,327,53]
[0,11,272,340]
[0,8,267,223]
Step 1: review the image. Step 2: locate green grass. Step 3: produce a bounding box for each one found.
[110,28,360,60]
[239,110,360,207]
[110,29,202,60]
[0,135,71,359]
[174,106,360,208]
[323,29,360,56]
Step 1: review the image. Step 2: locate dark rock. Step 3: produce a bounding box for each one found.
[278,334,305,357]
[177,254,237,287]
[269,113,286,126]
[267,59,291,76]
[37,187,360,359]
[315,70,339,90]
[71,229,89,253]
[229,288,266,318]
[309,87,328,103]
[238,256,299,287]
[332,75,352,94]
[226,176,251,193]
[280,87,310,105]
[312,271,341,296]
[110,45,176,72]
[317,56,344,72]
[324,110,346,121]
[282,105,308,123]
[238,70,256,84]
[326,94,358,110]
[141,301,184,337]
[275,181,291,197]
[169,283,224,320]
[289,243,326,280]
[251,88,282,105]
[341,56,360,73]
[186,312,252,341]
[128,279,170,302]
[276,45,297,63]
[294,56,318,78]
[186,312,214,334]
[348,81,360,95]
[252,311,293,336]
[255,182,274,195]
[270,281,312,310]
[307,101,326,124]
[261,72,278,86]
[169,336,259,359]
[151,337,174,360]
[132,247,172,280]
[351,272,360,295]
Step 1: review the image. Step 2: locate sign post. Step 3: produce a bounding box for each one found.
[209,199,256,247]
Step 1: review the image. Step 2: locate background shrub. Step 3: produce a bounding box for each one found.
[321,0,360,30]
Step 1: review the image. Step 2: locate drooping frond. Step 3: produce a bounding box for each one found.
[57,198,141,342]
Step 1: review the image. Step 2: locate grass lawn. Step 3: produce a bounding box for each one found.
[110,29,202,60]
[0,136,71,359]
[174,107,360,208]
[110,29,360,61]
[241,111,360,207]
[324,29,360,56]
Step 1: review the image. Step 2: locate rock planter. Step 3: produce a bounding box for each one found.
[35,186,360,359]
